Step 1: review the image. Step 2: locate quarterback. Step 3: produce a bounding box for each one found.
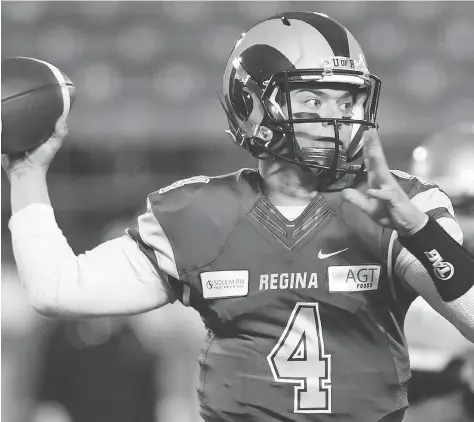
[4,12,474,422]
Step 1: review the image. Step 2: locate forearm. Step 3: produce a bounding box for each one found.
[9,204,173,317]
[11,204,73,314]
[399,216,474,302]
[401,258,474,343]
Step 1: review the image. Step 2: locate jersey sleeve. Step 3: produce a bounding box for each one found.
[127,196,183,300]
[126,171,251,304]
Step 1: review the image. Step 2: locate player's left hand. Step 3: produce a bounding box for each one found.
[342,129,428,237]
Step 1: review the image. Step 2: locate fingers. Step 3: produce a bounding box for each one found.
[43,117,68,152]
[366,188,394,201]
[363,129,394,185]
[1,154,10,172]
[342,188,378,215]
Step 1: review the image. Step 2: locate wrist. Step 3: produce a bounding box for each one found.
[9,167,48,182]
[400,213,429,237]
[9,169,51,215]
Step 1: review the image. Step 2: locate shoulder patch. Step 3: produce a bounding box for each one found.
[158,176,210,195]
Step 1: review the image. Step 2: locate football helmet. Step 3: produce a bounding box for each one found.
[221,11,381,178]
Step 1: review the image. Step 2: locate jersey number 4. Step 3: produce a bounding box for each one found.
[267,302,332,414]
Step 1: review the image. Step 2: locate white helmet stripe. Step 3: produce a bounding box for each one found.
[347,31,367,66]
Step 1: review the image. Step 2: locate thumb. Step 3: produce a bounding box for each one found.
[1,154,11,170]
[42,117,69,151]
[342,188,376,215]
[1,154,12,179]
[54,116,68,138]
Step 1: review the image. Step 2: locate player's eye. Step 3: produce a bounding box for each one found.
[303,98,321,108]
[339,101,354,115]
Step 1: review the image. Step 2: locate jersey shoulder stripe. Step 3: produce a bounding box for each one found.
[390,169,456,216]
[390,170,436,198]
[131,199,180,279]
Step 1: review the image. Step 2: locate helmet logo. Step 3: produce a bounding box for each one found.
[321,56,368,74]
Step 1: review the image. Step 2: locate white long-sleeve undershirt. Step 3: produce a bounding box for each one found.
[9,203,174,317]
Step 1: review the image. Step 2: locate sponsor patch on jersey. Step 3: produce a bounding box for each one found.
[200,270,249,299]
[158,176,210,194]
[328,265,381,292]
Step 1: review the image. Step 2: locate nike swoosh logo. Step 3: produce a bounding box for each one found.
[318,248,348,259]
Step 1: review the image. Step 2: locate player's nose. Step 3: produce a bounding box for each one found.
[320,103,345,125]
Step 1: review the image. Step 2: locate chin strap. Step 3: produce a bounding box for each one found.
[299,147,348,169]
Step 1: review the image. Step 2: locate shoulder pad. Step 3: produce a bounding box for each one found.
[390,170,456,218]
[147,169,259,275]
[390,170,437,199]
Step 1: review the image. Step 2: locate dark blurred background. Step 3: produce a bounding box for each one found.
[3,1,474,258]
[2,2,474,422]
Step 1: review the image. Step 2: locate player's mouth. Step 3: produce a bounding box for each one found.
[294,134,345,150]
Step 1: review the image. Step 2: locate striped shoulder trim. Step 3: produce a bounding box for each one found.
[410,187,455,218]
[136,198,180,280]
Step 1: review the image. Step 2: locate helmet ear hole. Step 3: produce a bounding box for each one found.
[265,86,287,120]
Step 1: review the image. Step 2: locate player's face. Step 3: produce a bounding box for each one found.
[286,86,355,151]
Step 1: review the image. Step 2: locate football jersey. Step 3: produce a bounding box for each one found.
[127,168,458,422]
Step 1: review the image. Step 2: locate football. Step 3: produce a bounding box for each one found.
[1,57,75,154]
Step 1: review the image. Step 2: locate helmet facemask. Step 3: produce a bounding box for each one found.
[268,77,373,174]
[222,63,381,179]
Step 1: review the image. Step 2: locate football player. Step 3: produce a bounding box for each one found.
[3,12,474,422]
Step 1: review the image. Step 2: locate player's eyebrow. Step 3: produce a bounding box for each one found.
[293,88,326,96]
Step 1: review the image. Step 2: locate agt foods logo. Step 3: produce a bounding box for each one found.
[328,265,381,292]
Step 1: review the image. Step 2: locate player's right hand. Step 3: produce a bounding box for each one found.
[1,117,68,181]
[342,129,428,237]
